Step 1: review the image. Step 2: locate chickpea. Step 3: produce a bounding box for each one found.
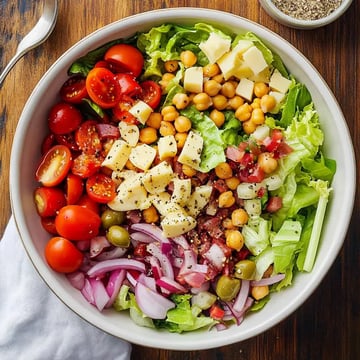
[182,164,197,177]
[204,79,222,96]
[142,205,159,224]
[174,115,192,133]
[225,176,240,190]
[242,120,257,134]
[215,162,233,179]
[180,50,197,67]
[212,73,224,84]
[172,93,190,110]
[250,107,265,125]
[159,72,175,91]
[218,191,236,208]
[164,60,179,73]
[203,63,220,77]
[228,95,244,110]
[192,92,213,111]
[261,94,277,113]
[209,109,225,127]
[175,132,187,149]
[253,82,269,98]
[221,81,236,98]
[257,152,278,173]
[222,217,236,229]
[146,112,162,129]
[159,121,176,136]
[161,105,179,122]
[139,127,158,144]
[235,103,252,122]
[251,97,261,109]
[212,94,228,110]
[231,208,249,227]
[251,285,269,300]
[225,229,244,251]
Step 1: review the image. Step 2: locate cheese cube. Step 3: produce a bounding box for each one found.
[108,173,150,211]
[186,185,213,217]
[158,135,177,160]
[242,46,268,75]
[149,192,183,216]
[171,178,192,206]
[232,63,254,80]
[161,211,197,238]
[129,144,156,171]
[269,69,292,94]
[142,161,174,194]
[183,67,203,93]
[119,121,139,146]
[177,131,203,169]
[268,90,286,113]
[102,139,131,171]
[235,78,255,101]
[129,100,153,125]
[111,169,138,185]
[199,32,231,64]
[248,67,271,83]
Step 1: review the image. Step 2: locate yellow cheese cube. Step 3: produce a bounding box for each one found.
[158,135,177,160]
[235,78,255,102]
[149,192,183,216]
[183,67,203,93]
[142,161,174,194]
[161,211,197,238]
[269,69,292,94]
[171,178,192,206]
[118,121,139,146]
[177,131,203,169]
[129,144,156,171]
[102,139,131,171]
[242,46,268,75]
[129,100,153,125]
[186,185,213,217]
[199,32,231,64]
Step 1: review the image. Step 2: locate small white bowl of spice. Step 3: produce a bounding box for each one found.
[259,0,353,29]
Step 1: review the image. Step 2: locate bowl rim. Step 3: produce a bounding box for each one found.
[10,7,357,350]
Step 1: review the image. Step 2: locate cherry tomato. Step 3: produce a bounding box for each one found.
[55,205,101,241]
[71,153,104,178]
[75,120,102,155]
[60,76,88,104]
[209,304,225,320]
[112,95,137,124]
[48,102,83,135]
[66,173,84,205]
[36,145,72,187]
[138,80,162,109]
[41,133,56,155]
[104,44,144,77]
[115,73,142,96]
[34,187,67,217]
[86,173,117,204]
[55,133,80,152]
[77,194,100,214]
[86,67,121,109]
[45,236,84,273]
[40,217,58,235]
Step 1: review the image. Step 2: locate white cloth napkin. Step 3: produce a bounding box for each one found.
[0,217,132,360]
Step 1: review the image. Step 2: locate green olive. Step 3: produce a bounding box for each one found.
[101,209,126,229]
[107,225,130,247]
[234,259,256,280]
[215,275,241,302]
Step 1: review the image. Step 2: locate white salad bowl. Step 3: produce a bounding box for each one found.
[10,8,356,350]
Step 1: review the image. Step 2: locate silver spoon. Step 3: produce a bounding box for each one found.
[0,0,58,86]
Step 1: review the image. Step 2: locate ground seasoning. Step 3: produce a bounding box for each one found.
[271,0,343,20]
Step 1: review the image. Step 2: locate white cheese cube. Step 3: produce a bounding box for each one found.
[199,32,231,64]
[111,169,138,185]
[161,211,197,238]
[242,46,268,75]
[171,178,192,206]
[118,121,139,147]
[183,67,203,93]
[129,144,156,171]
[235,78,255,101]
[158,135,177,160]
[248,67,271,83]
[142,161,174,194]
[232,64,254,80]
[269,90,286,113]
[186,185,213,217]
[149,192,183,216]
[102,139,131,171]
[177,131,203,169]
[129,100,153,125]
[269,69,292,94]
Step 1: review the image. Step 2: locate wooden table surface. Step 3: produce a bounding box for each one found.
[1,1,359,359]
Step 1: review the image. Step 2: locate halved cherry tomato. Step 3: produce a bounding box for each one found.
[66,173,84,205]
[41,217,58,235]
[41,133,56,155]
[48,102,83,135]
[71,153,104,178]
[104,44,144,77]
[55,133,79,152]
[112,95,137,124]
[75,120,102,155]
[77,194,100,215]
[36,145,72,187]
[116,73,142,96]
[34,187,67,217]
[60,76,88,104]
[45,236,84,273]
[138,80,162,109]
[86,173,117,204]
[55,205,101,241]
[86,67,121,109]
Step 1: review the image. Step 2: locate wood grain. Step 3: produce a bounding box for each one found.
[1,1,359,359]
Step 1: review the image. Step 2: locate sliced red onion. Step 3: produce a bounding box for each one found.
[233,279,250,313]
[130,231,156,243]
[182,272,207,288]
[90,236,111,258]
[137,273,157,292]
[203,243,226,270]
[95,246,128,261]
[178,249,197,276]
[105,269,126,308]
[126,271,138,288]
[190,280,210,294]
[172,256,183,269]
[87,258,146,277]
[81,278,95,305]
[148,255,163,280]
[250,273,286,287]
[89,278,110,311]
[76,239,90,251]
[171,235,190,250]
[147,243,174,279]
[215,322,228,331]
[135,282,175,319]
[156,276,187,294]
[66,271,85,290]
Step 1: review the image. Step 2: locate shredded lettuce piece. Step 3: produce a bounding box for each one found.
[242,217,271,256]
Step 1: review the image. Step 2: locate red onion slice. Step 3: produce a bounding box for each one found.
[81,278,95,305]
[130,231,156,243]
[203,243,226,270]
[156,276,188,294]
[250,273,285,287]
[148,255,163,280]
[66,271,85,290]
[89,278,110,311]
[95,246,128,261]
[233,279,250,313]
[147,243,174,279]
[105,269,126,308]
[90,236,111,258]
[171,235,190,250]
[87,258,146,277]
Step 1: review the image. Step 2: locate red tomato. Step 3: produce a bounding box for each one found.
[247,164,265,183]
[40,217,58,235]
[34,187,66,217]
[35,145,72,187]
[75,120,102,155]
[116,73,142,96]
[112,95,137,124]
[133,243,148,258]
[55,133,80,152]
[45,236,84,273]
[71,153,104,178]
[86,67,121,109]
[55,205,101,241]
[66,173,84,205]
[209,304,225,320]
[60,76,88,104]
[76,194,100,214]
[41,133,56,155]
[138,80,162,109]
[266,196,283,213]
[48,102,83,135]
[104,44,144,77]
[86,173,116,204]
